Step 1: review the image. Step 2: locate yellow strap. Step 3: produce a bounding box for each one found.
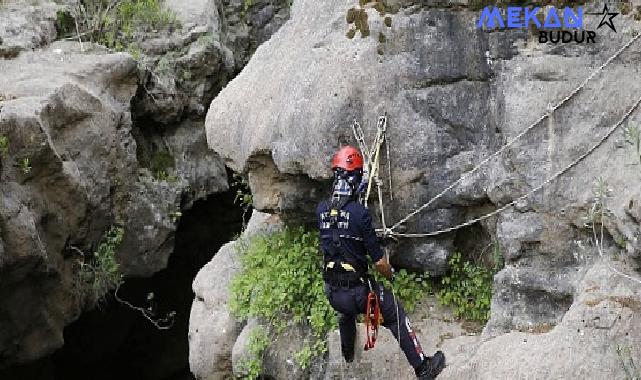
[341,263,356,272]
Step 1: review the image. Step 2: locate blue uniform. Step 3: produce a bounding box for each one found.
[317,200,384,269]
[316,199,426,370]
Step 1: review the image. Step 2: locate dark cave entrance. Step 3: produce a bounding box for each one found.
[52,189,246,380]
[0,185,246,380]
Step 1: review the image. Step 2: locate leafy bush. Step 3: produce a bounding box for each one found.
[231,228,439,373]
[371,268,431,313]
[73,0,178,51]
[238,326,270,380]
[79,226,125,305]
[230,228,337,338]
[230,228,335,374]
[437,252,493,322]
[55,9,76,38]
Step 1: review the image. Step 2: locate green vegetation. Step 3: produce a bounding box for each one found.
[79,226,125,305]
[230,228,336,337]
[55,9,76,38]
[238,326,270,380]
[150,151,175,181]
[169,210,182,223]
[345,1,393,47]
[437,252,494,322]
[230,228,335,374]
[232,173,253,209]
[230,228,443,374]
[371,268,431,313]
[231,173,253,226]
[19,157,31,175]
[0,135,8,156]
[73,0,178,51]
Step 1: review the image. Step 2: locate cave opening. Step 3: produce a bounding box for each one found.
[52,187,246,380]
[0,183,247,380]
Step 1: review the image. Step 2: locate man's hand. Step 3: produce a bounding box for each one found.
[374,256,394,281]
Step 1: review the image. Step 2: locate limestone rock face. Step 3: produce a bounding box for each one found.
[204,0,641,376]
[0,1,58,58]
[205,0,504,270]
[134,0,291,124]
[205,0,641,333]
[188,211,282,380]
[441,258,641,379]
[0,41,139,366]
[0,0,289,368]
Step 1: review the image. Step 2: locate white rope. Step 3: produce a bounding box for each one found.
[388,32,641,234]
[389,93,641,238]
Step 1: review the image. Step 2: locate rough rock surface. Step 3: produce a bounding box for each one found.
[134,0,290,124]
[442,257,641,379]
[189,211,282,380]
[0,0,289,368]
[0,40,138,366]
[325,297,481,379]
[0,1,58,58]
[205,0,641,376]
[232,318,320,379]
[205,0,641,323]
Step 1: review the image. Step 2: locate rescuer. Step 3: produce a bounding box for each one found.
[317,146,446,379]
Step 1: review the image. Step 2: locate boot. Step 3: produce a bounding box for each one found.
[341,343,354,363]
[415,351,446,380]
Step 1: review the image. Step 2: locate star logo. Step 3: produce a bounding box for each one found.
[588,4,619,33]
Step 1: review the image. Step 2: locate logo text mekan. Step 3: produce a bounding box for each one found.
[477,6,598,44]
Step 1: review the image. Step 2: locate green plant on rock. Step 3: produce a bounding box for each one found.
[371,268,432,313]
[238,326,270,380]
[491,240,504,273]
[150,150,174,181]
[72,0,178,51]
[294,340,325,370]
[231,173,253,227]
[232,173,253,209]
[437,252,493,323]
[230,228,337,370]
[78,226,125,306]
[0,135,8,156]
[55,9,76,38]
[19,157,31,174]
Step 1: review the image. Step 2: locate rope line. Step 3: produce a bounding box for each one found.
[387,32,641,234]
[388,94,641,238]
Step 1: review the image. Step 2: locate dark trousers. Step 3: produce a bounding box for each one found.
[324,279,425,369]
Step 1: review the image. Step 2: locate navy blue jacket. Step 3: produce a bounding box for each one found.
[316,199,384,271]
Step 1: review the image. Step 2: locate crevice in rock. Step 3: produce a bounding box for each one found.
[0,184,245,380]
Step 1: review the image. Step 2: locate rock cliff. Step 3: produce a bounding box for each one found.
[0,0,289,370]
[203,0,641,377]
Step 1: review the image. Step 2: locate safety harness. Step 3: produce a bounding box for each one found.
[322,197,366,286]
[322,195,382,350]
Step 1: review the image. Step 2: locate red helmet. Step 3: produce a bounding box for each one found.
[331,146,364,171]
